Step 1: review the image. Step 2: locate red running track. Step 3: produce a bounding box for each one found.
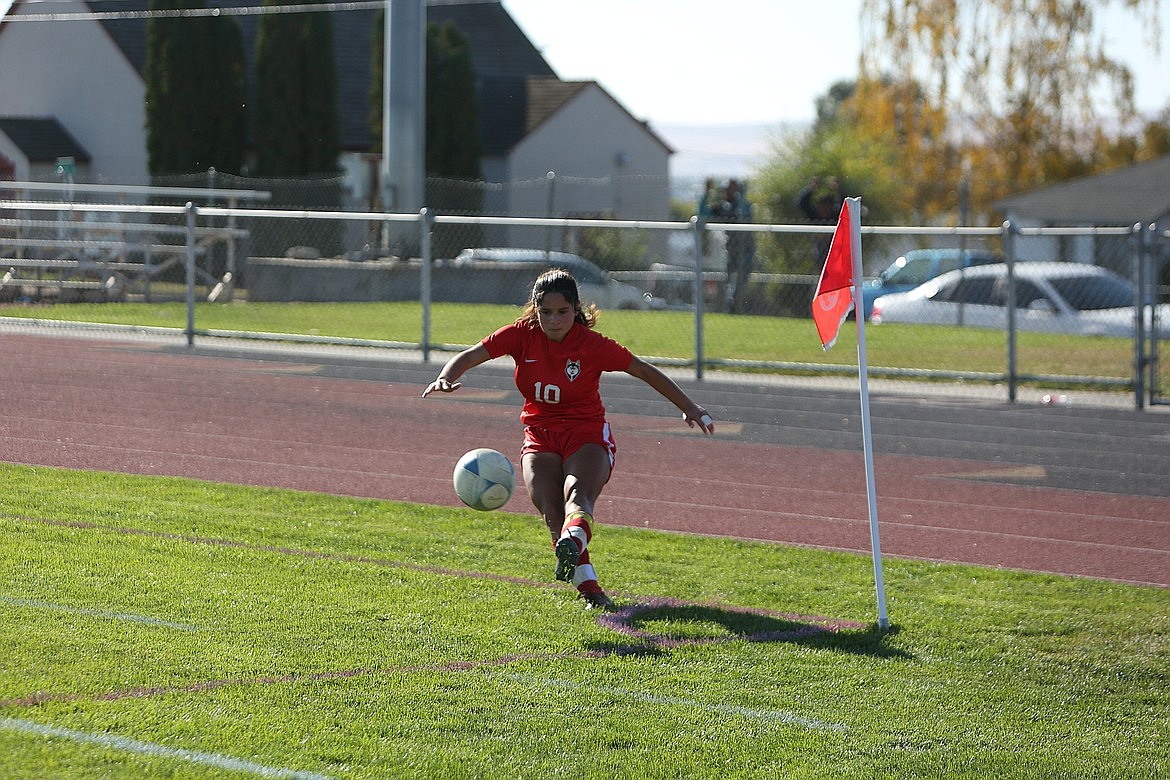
[2,334,1167,588]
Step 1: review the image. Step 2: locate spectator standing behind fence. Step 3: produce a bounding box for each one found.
[797,176,845,263]
[696,177,755,312]
[797,176,844,222]
[714,179,755,313]
[697,178,719,220]
[695,178,719,258]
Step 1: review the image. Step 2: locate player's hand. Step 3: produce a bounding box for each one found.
[684,407,715,435]
[421,377,461,397]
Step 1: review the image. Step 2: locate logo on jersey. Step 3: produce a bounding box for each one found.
[564,358,581,382]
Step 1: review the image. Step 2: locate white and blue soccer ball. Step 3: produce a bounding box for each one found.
[452,448,515,511]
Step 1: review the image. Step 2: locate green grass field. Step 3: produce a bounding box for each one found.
[0,300,1152,385]
[1,465,1166,778]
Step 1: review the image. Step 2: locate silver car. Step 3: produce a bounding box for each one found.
[870,262,1169,338]
[451,248,650,310]
[860,248,1001,319]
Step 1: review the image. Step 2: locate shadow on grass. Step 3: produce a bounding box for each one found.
[589,598,912,660]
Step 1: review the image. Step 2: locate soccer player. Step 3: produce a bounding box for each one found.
[422,268,715,610]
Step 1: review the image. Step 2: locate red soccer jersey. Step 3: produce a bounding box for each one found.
[482,320,633,430]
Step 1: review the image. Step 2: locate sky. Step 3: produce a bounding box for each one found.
[503,0,867,127]
[502,0,1169,125]
[499,0,1169,177]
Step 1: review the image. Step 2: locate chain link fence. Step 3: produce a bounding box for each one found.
[2,179,1167,408]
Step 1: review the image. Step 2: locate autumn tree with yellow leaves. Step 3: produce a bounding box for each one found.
[756,0,1168,226]
[854,0,1168,221]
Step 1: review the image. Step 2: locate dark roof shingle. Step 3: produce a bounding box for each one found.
[86,0,556,153]
[995,155,1170,225]
[525,78,588,133]
[0,117,91,162]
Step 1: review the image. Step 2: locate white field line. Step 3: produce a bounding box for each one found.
[0,717,332,779]
[506,674,847,732]
[0,596,199,632]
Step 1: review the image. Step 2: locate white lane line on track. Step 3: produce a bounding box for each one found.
[505,673,847,732]
[0,717,332,779]
[0,596,199,632]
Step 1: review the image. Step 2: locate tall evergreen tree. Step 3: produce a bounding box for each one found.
[254,0,341,176]
[369,14,483,252]
[424,21,481,179]
[369,15,482,178]
[200,17,247,173]
[145,0,245,176]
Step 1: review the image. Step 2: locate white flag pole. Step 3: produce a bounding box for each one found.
[845,197,890,631]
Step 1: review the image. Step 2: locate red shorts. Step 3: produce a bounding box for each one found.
[521,421,617,469]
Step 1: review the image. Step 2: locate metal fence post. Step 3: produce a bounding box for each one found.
[544,171,557,256]
[185,201,197,347]
[1133,223,1148,409]
[420,208,434,363]
[691,215,705,380]
[1002,220,1017,402]
[225,195,239,300]
[1151,224,1168,406]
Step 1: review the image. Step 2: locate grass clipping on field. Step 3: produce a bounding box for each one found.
[0,464,1166,779]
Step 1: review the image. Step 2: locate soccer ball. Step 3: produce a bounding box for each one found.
[452,448,515,511]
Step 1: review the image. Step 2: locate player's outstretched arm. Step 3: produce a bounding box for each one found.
[624,355,715,434]
[422,343,492,397]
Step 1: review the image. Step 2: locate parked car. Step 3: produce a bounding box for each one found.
[860,248,1001,319]
[642,262,725,309]
[450,248,650,309]
[870,262,1170,338]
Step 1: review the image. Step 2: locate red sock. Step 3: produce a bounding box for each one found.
[577,563,603,595]
[571,545,600,590]
[559,510,592,554]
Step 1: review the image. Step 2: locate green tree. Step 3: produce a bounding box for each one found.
[424,21,481,179]
[253,0,341,176]
[1141,111,1170,157]
[752,120,903,273]
[811,80,857,136]
[369,13,483,253]
[369,14,482,179]
[145,0,245,175]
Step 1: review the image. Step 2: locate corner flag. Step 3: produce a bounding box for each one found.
[808,197,890,631]
[811,200,857,350]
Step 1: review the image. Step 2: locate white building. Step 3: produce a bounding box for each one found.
[0,0,672,254]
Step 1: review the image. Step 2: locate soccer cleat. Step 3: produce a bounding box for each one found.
[578,587,615,612]
[554,537,580,582]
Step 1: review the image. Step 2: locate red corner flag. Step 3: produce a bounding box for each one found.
[811,199,858,350]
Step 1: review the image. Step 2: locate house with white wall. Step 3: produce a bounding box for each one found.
[0,117,91,182]
[511,79,671,219]
[485,77,673,252]
[1,0,672,257]
[0,0,147,184]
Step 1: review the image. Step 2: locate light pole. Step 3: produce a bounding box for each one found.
[381,0,425,257]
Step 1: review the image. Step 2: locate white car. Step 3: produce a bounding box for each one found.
[450,248,650,310]
[870,262,1169,338]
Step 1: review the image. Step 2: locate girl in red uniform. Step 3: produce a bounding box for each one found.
[422,268,715,610]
